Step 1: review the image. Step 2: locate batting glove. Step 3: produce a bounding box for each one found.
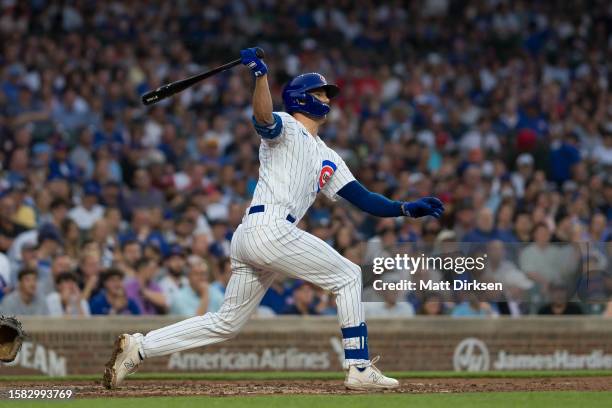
[240,48,267,77]
[402,197,444,218]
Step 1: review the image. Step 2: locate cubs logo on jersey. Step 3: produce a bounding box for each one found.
[318,160,337,191]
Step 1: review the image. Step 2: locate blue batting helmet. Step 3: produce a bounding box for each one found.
[282,73,340,118]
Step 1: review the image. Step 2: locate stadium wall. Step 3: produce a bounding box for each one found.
[2,317,612,376]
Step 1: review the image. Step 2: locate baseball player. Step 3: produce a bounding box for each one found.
[103,48,444,390]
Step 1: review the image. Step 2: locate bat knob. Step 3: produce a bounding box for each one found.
[254,47,265,59]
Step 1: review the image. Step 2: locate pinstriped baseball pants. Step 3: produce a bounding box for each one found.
[141,214,364,361]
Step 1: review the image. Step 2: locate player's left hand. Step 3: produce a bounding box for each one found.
[240,48,267,77]
[402,197,444,218]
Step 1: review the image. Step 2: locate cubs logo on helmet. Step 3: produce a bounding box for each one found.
[318,160,337,191]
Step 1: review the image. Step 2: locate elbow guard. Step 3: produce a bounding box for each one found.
[252,113,283,139]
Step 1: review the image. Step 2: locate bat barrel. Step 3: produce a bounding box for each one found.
[141,47,265,106]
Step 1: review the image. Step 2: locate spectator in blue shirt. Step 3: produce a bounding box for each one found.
[550,134,581,185]
[48,141,80,182]
[282,281,320,316]
[94,112,124,154]
[451,293,498,318]
[463,207,502,243]
[260,279,290,314]
[170,256,223,316]
[89,268,140,315]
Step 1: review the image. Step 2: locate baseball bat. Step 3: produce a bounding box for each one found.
[141,47,265,106]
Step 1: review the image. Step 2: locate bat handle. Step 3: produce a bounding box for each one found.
[254,47,265,59]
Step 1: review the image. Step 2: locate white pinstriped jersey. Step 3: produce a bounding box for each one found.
[251,112,355,221]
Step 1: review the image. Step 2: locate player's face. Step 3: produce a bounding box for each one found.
[308,89,330,123]
[309,89,330,104]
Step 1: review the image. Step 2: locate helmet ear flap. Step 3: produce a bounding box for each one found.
[295,93,307,105]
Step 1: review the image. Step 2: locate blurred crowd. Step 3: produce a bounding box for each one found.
[0,0,611,318]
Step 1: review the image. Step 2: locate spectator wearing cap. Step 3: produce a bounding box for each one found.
[7,225,49,279]
[35,224,63,278]
[94,112,124,154]
[170,256,223,316]
[46,271,90,316]
[89,268,140,315]
[511,153,535,198]
[158,245,188,306]
[32,142,53,169]
[0,268,48,315]
[68,183,104,230]
[282,281,320,316]
[124,257,166,315]
[120,208,169,257]
[48,141,80,182]
[9,241,38,285]
[208,219,231,258]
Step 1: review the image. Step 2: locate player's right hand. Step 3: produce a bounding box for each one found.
[240,48,267,77]
[402,197,444,218]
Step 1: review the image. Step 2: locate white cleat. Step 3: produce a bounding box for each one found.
[103,333,143,389]
[344,356,399,391]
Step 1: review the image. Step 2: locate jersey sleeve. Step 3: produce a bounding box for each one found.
[320,153,356,202]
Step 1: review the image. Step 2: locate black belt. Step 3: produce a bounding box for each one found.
[248,205,296,223]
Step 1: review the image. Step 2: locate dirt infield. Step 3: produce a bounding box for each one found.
[3,377,612,398]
